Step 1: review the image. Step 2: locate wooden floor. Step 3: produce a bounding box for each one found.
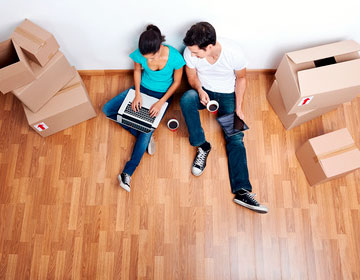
[0,71,359,280]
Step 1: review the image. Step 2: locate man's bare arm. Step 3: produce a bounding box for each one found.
[234,68,247,120]
[185,66,210,106]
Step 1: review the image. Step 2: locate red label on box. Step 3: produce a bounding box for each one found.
[298,96,314,106]
[34,122,49,131]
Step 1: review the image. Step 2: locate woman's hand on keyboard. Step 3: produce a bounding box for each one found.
[149,100,164,118]
[132,94,142,112]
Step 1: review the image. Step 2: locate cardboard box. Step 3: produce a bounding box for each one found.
[275,40,360,114]
[11,19,60,67]
[0,39,35,94]
[296,128,360,186]
[12,51,75,112]
[267,80,338,130]
[23,69,97,137]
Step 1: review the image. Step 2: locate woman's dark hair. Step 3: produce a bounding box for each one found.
[138,24,165,55]
[183,22,216,50]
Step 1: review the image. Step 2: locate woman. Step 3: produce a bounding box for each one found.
[103,25,185,192]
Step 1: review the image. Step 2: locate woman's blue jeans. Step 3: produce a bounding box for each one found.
[180,88,252,193]
[102,85,169,176]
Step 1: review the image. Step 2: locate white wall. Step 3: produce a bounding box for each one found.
[1,0,360,70]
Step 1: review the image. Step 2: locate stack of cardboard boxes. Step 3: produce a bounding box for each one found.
[268,40,360,185]
[0,19,96,137]
[268,40,360,130]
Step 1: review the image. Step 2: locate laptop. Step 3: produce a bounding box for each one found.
[107,89,168,133]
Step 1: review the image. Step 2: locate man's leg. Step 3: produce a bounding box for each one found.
[224,132,252,192]
[180,89,212,176]
[218,92,268,213]
[215,92,251,191]
[180,89,207,146]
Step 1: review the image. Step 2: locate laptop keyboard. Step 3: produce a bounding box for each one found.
[122,119,152,133]
[125,103,156,123]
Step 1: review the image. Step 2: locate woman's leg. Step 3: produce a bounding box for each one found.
[102,88,130,116]
[118,86,169,176]
[102,87,139,137]
[122,130,153,176]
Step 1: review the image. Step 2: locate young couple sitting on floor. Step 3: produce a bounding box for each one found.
[102,22,268,214]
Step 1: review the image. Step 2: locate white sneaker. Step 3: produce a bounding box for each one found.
[147,136,155,155]
[118,173,131,192]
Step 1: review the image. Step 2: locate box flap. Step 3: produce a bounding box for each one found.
[13,51,64,95]
[320,147,360,177]
[287,40,360,64]
[297,59,360,96]
[309,128,354,155]
[12,19,52,53]
[0,39,16,65]
[0,39,35,93]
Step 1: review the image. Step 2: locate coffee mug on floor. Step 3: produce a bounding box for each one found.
[167,119,179,131]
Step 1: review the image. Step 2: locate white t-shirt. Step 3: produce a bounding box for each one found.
[183,38,248,93]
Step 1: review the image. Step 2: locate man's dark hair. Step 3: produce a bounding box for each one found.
[139,24,165,55]
[183,22,216,50]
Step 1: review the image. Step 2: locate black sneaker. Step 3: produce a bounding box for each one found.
[234,189,268,214]
[118,173,131,192]
[192,145,211,176]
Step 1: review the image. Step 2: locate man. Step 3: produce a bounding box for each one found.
[180,22,268,214]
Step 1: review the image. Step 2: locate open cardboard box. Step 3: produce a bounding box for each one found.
[23,68,97,137]
[275,40,360,114]
[11,19,60,67]
[0,39,35,93]
[296,128,360,186]
[267,80,338,130]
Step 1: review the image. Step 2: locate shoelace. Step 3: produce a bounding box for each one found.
[243,192,259,206]
[194,149,207,167]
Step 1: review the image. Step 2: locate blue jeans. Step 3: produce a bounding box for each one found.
[102,85,170,176]
[180,88,252,193]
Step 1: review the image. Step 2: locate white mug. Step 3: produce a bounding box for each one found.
[206,100,219,113]
[167,119,179,131]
